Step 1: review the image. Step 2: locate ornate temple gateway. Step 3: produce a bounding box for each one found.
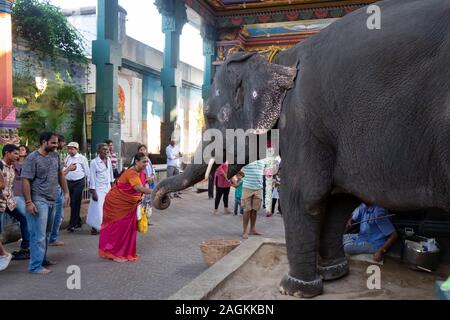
[177,0,377,94]
[189,0,376,56]
[148,0,376,155]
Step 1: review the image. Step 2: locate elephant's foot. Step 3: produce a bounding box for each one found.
[279,274,323,298]
[318,258,349,281]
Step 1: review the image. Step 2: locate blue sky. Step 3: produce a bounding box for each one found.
[49,0,204,70]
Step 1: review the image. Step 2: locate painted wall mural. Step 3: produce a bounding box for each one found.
[241,18,338,38]
[214,18,339,61]
[118,73,143,143]
[118,84,125,121]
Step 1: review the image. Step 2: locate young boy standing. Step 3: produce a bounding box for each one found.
[232,171,245,215]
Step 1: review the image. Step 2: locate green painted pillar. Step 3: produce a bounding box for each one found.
[92,0,122,159]
[155,0,186,153]
[201,24,216,100]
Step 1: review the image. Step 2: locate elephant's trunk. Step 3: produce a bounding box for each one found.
[151,161,210,210]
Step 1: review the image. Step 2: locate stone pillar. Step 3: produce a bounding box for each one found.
[201,24,216,100]
[91,0,122,161]
[155,0,186,155]
[0,0,18,129]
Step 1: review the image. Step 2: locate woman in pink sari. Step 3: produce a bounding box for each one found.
[99,153,152,262]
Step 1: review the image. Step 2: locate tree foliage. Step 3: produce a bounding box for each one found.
[13,76,83,147]
[12,0,88,66]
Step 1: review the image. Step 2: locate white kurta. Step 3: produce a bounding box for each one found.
[86,156,114,230]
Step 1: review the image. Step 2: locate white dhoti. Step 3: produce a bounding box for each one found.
[86,185,110,231]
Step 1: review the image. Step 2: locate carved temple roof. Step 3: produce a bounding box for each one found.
[204,0,376,13]
[185,0,378,26]
[180,0,379,56]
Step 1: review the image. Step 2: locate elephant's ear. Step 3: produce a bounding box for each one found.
[269,62,297,90]
[249,58,297,133]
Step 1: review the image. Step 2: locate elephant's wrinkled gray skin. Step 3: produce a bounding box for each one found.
[152,0,450,297]
[151,53,297,209]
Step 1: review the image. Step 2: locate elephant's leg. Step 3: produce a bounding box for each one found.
[279,194,325,298]
[278,133,334,298]
[318,194,360,281]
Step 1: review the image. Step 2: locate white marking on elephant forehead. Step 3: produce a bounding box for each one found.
[218,104,231,123]
[215,89,220,97]
[252,90,258,99]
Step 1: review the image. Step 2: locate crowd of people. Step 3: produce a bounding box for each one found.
[0,131,163,272]
[0,131,398,272]
[0,133,69,273]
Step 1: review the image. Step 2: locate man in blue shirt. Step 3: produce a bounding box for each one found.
[343,203,398,262]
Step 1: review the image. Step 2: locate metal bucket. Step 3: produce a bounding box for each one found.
[401,235,440,272]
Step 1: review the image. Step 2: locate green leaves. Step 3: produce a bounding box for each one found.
[13,76,83,147]
[12,0,88,67]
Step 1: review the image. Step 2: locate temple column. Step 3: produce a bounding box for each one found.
[155,0,186,155]
[0,0,18,129]
[91,0,122,159]
[201,24,216,100]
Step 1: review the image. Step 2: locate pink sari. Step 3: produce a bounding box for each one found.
[98,169,146,261]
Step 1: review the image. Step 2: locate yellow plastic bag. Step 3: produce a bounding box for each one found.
[137,206,148,234]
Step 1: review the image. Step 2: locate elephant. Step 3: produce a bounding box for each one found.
[152,0,450,298]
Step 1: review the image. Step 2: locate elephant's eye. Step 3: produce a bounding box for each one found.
[252,90,258,99]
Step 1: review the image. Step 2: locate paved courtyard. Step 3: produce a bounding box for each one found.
[0,189,284,300]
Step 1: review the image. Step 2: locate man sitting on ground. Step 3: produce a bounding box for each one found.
[343,202,398,262]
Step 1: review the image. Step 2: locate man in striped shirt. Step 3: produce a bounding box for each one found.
[241,159,266,239]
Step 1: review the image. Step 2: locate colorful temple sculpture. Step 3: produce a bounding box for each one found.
[0,0,18,140]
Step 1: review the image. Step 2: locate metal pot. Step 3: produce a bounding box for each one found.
[401,235,440,272]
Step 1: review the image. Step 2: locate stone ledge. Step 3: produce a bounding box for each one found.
[169,237,285,300]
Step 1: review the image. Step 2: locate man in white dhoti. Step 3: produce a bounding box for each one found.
[87,143,114,235]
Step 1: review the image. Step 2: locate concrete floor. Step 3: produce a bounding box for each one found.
[2,188,449,300]
[0,189,284,299]
[209,243,450,300]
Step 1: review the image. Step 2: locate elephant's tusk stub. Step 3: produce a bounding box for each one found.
[204,158,215,180]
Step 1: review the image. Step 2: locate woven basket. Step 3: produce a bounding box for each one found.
[200,239,241,267]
